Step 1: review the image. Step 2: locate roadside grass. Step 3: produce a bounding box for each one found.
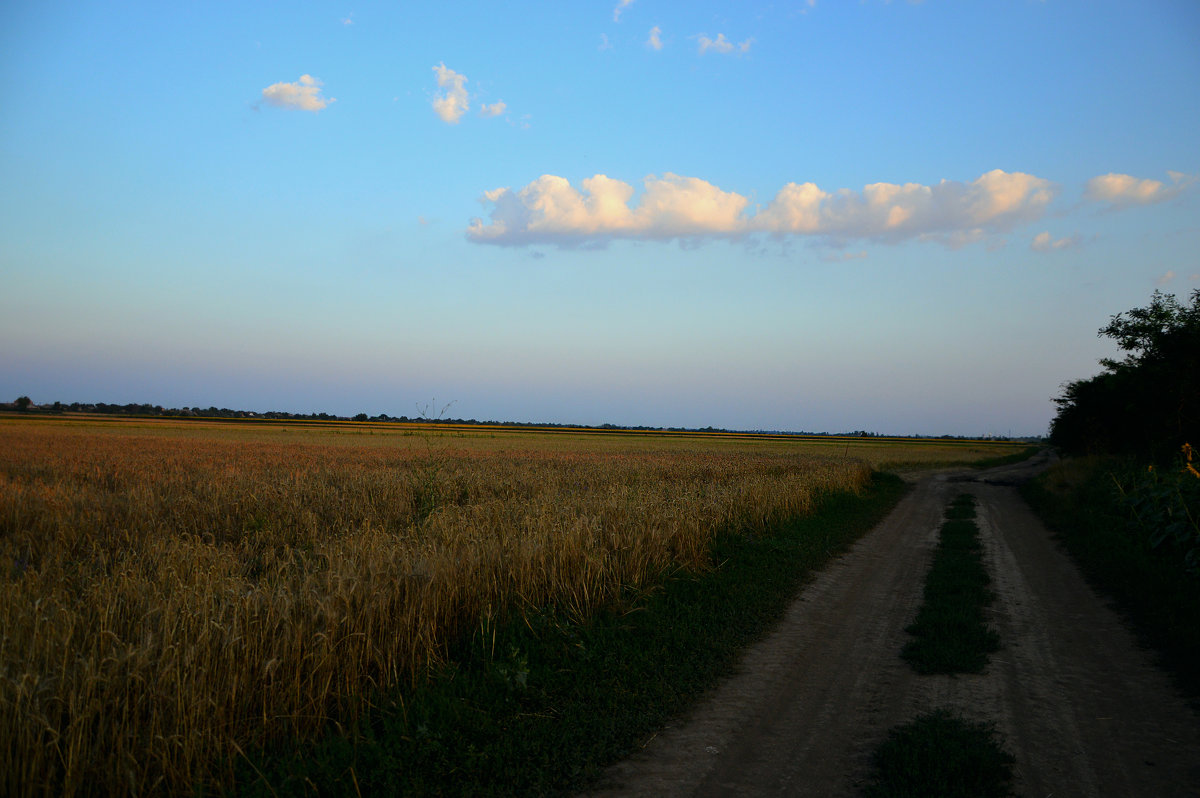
[233,472,910,796]
[1022,458,1200,702]
[902,494,1001,674]
[861,709,1014,798]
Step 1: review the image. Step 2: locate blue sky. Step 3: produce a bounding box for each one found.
[2,0,1198,436]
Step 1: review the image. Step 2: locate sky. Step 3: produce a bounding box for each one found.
[2,1,1198,436]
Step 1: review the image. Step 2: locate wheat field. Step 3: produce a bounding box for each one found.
[0,416,1021,795]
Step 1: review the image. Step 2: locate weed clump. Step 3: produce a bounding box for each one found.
[863,709,1015,798]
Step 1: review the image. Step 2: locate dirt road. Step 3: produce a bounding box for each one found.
[583,454,1200,797]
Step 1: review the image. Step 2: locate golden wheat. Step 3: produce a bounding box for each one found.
[0,417,1020,795]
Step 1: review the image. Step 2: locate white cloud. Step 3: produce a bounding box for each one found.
[260,74,334,112]
[1084,171,1195,208]
[698,33,731,54]
[598,33,612,51]
[1030,231,1080,252]
[647,26,663,50]
[341,14,353,25]
[480,100,507,118]
[432,63,469,124]
[697,33,753,55]
[613,0,634,22]
[754,169,1056,240]
[1157,270,1177,285]
[468,173,747,245]
[466,169,1060,247]
[638,174,749,234]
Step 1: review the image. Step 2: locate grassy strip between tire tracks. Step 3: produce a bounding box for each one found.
[230,472,910,796]
[867,494,1015,797]
[901,494,1000,674]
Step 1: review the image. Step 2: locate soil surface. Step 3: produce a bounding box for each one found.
[582,452,1200,797]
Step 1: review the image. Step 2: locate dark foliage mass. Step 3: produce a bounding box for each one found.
[1035,289,1200,701]
[1050,290,1200,459]
[1022,469,1200,700]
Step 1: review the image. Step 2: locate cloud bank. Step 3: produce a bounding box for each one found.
[467,170,1059,247]
[1084,171,1195,208]
[432,63,469,123]
[261,75,334,112]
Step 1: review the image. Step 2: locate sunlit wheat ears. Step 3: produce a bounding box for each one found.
[0,421,874,796]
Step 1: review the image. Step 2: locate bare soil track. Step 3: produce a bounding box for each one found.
[583,453,1200,797]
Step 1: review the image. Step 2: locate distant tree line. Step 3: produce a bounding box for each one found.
[3,398,1032,441]
[1,400,405,423]
[1050,289,1200,460]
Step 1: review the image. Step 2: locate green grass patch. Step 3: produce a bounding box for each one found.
[902,495,1001,674]
[943,493,978,521]
[230,472,910,796]
[862,709,1014,798]
[1022,459,1200,702]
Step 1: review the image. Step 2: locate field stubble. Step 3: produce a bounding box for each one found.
[0,418,1020,795]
